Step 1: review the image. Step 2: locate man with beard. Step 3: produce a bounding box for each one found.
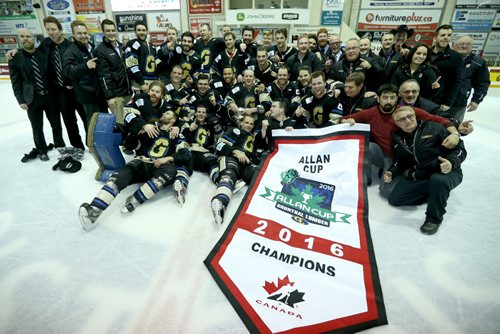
[452,35,490,114]
[247,45,278,86]
[268,28,297,66]
[63,20,107,126]
[9,28,65,162]
[260,66,300,116]
[296,71,343,127]
[168,31,202,85]
[212,31,248,82]
[241,25,258,59]
[124,21,157,93]
[78,109,191,231]
[211,115,259,225]
[329,38,375,90]
[390,24,413,56]
[193,23,226,75]
[316,28,330,58]
[341,84,461,185]
[285,34,323,81]
[95,19,131,126]
[430,24,465,121]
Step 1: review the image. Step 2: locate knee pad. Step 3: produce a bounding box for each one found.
[87,113,125,182]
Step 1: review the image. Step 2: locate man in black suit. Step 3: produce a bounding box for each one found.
[63,20,107,126]
[9,28,65,162]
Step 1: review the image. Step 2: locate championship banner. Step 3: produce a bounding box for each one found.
[205,125,387,333]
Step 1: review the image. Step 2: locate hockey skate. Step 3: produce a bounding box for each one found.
[233,179,246,194]
[79,203,102,231]
[173,179,186,206]
[211,198,226,225]
[121,195,139,213]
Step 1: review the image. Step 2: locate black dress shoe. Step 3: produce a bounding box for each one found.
[420,220,440,235]
[39,153,49,161]
[21,148,39,163]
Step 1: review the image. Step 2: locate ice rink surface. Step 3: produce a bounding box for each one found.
[0,80,499,333]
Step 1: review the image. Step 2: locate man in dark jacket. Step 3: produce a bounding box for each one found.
[95,19,131,126]
[329,38,375,90]
[9,28,65,162]
[337,72,377,116]
[374,32,403,88]
[42,16,86,149]
[430,25,465,121]
[452,36,490,114]
[63,20,107,126]
[285,34,323,81]
[381,106,466,235]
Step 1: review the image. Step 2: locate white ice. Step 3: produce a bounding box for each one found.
[0,80,499,334]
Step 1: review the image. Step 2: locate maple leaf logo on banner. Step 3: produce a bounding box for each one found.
[262,275,305,308]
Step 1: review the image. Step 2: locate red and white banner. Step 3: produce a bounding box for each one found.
[205,125,387,333]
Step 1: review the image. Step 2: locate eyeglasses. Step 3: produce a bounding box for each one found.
[455,42,472,47]
[394,114,415,123]
[345,47,359,52]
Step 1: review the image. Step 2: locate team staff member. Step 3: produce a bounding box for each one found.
[341,84,461,185]
[63,20,107,126]
[42,16,86,149]
[430,24,465,121]
[95,19,131,126]
[382,106,466,235]
[452,36,490,113]
[9,28,65,162]
[285,34,323,81]
[124,21,157,93]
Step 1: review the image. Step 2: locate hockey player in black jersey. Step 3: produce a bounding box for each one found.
[295,71,344,127]
[182,104,220,184]
[193,23,226,75]
[124,21,157,93]
[78,110,191,231]
[225,69,266,125]
[257,100,306,152]
[211,115,259,225]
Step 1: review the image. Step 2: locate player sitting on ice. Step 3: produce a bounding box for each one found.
[78,110,191,231]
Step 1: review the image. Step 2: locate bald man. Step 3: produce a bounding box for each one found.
[8,28,65,162]
[452,35,490,113]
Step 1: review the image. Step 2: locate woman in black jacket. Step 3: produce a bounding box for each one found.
[392,43,439,100]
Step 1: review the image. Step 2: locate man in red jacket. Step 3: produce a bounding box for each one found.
[341,84,461,185]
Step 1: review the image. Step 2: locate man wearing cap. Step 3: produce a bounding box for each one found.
[390,24,414,56]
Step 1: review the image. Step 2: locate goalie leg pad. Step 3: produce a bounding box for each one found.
[87,113,125,182]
